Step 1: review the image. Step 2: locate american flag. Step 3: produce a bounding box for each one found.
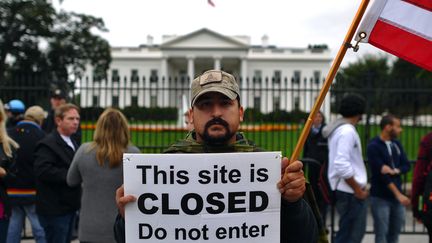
[356,0,432,71]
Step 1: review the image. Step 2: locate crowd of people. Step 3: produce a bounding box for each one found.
[0,69,431,243]
[304,94,432,243]
[0,91,139,243]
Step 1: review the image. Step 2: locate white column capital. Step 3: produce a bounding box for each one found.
[186,55,195,60]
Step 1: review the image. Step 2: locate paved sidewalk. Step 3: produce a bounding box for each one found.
[20,204,430,243]
[363,234,428,243]
[22,234,429,243]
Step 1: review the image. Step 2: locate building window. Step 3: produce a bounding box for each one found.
[112,96,119,107]
[313,71,321,84]
[92,96,99,107]
[253,70,262,83]
[150,69,158,83]
[273,70,281,84]
[179,70,187,82]
[254,97,261,110]
[92,70,101,82]
[150,95,157,107]
[273,96,280,110]
[112,69,120,82]
[293,70,301,84]
[131,96,138,107]
[131,69,139,82]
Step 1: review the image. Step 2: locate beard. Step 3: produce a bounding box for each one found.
[200,117,234,145]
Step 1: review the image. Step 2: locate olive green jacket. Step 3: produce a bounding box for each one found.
[114,131,320,243]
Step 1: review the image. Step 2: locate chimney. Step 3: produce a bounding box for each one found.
[261,35,269,48]
[147,35,154,46]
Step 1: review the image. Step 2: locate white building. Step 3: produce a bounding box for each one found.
[81,28,332,117]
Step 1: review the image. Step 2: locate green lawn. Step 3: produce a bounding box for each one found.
[81,123,432,183]
[81,123,432,160]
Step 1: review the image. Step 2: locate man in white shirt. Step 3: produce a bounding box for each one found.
[322,94,367,243]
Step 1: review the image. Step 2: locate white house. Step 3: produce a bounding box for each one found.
[81,28,332,117]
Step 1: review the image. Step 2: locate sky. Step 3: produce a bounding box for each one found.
[54,0,390,66]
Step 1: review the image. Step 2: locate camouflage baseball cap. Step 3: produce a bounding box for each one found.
[190,70,240,107]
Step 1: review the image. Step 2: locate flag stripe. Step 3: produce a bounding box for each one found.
[369,20,432,71]
[380,0,432,40]
[403,0,432,11]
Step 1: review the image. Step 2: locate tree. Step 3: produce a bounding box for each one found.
[333,55,432,123]
[0,0,111,90]
[332,54,390,115]
[388,58,432,122]
[47,11,111,83]
[0,0,54,81]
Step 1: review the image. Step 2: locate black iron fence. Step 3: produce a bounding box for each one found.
[2,75,432,238]
[2,75,432,159]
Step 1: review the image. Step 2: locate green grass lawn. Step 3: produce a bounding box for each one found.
[81,123,432,183]
[81,123,432,160]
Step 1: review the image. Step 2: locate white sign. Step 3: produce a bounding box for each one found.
[123,152,281,243]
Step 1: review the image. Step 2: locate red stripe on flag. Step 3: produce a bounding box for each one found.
[369,20,432,71]
[403,0,432,11]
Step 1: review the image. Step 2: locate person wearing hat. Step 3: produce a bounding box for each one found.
[0,99,20,243]
[6,106,47,243]
[43,89,81,146]
[322,94,368,243]
[4,99,25,129]
[113,70,318,243]
[42,89,67,134]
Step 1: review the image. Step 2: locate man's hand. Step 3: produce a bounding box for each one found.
[353,187,368,200]
[381,165,401,176]
[0,167,6,178]
[396,193,410,206]
[277,158,306,202]
[115,184,136,218]
[381,165,395,175]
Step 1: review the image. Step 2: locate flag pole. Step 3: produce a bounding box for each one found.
[284,0,370,179]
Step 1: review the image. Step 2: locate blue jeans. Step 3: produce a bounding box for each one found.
[38,212,76,243]
[335,190,368,243]
[7,205,46,243]
[0,218,9,243]
[371,196,405,243]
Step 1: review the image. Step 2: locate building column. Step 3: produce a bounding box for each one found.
[187,55,195,85]
[161,57,168,80]
[213,56,221,70]
[299,77,305,111]
[305,77,312,112]
[240,57,248,108]
[161,57,169,107]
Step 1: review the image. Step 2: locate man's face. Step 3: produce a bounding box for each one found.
[190,92,244,145]
[50,97,66,109]
[56,108,80,136]
[313,112,323,127]
[388,118,402,139]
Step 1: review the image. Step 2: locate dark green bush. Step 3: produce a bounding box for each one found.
[243,108,308,123]
[122,106,178,121]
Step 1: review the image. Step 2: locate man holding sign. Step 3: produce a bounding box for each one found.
[115,70,318,243]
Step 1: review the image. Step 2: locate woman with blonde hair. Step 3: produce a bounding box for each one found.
[67,108,140,243]
[0,100,19,243]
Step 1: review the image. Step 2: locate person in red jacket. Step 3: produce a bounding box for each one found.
[412,132,432,242]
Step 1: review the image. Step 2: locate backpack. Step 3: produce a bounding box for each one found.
[422,169,432,218]
[317,160,334,205]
